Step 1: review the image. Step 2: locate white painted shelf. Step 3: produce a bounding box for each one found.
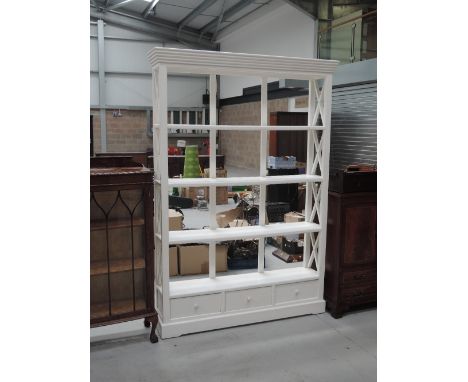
[167,222,320,244]
[170,267,319,298]
[167,174,322,187]
[168,133,210,138]
[149,47,336,338]
[156,123,325,131]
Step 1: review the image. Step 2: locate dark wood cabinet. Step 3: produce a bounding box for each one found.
[90,158,158,342]
[325,191,377,318]
[269,112,307,162]
[94,152,225,178]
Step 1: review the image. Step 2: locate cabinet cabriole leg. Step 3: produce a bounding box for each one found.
[149,314,159,343]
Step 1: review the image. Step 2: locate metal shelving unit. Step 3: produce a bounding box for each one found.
[148,47,338,339]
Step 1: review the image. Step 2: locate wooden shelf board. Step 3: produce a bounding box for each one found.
[91,298,147,320]
[91,218,145,231]
[90,258,146,276]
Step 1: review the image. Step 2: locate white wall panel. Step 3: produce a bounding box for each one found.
[90,39,98,72]
[90,22,208,108]
[219,2,316,99]
[105,76,152,106]
[104,75,206,108]
[167,76,206,108]
[105,40,160,73]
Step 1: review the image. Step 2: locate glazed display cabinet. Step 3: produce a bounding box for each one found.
[148,47,338,338]
[90,159,158,343]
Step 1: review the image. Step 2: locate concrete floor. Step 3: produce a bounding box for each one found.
[91,308,376,382]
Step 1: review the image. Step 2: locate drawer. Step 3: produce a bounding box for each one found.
[226,287,272,312]
[171,293,222,319]
[275,280,319,305]
[341,268,376,285]
[342,284,376,305]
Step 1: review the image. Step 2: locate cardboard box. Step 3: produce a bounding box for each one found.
[284,211,305,223]
[169,209,183,230]
[228,219,249,228]
[203,168,228,178]
[178,244,228,275]
[169,246,178,276]
[211,187,229,205]
[182,169,229,205]
[203,168,229,205]
[216,206,243,228]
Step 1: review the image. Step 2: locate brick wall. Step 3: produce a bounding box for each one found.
[218,98,288,169]
[91,97,289,161]
[91,109,151,153]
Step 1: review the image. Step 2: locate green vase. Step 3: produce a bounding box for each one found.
[183,145,201,178]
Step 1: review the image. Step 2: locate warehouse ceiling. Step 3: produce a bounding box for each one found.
[90,0,274,50]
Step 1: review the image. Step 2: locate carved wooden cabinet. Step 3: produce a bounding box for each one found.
[324,191,377,318]
[90,158,158,342]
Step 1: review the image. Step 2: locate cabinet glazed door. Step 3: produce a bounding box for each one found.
[342,205,377,265]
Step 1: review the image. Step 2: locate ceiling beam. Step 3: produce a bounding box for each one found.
[177,0,219,34]
[91,0,106,10]
[90,6,217,50]
[211,0,227,42]
[214,0,283,42]
[106,0,136,12]
[142,0,160,18]
[199,0,256,35]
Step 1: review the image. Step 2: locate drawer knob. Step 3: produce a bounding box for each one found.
[246,296,251,303]
[193,303,199,310]
[294,289,299,295]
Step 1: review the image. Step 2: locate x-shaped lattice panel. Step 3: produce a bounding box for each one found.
[306,232,320,271]
[309,182,321,225]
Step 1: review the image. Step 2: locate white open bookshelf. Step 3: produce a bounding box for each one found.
[148,47,338,339]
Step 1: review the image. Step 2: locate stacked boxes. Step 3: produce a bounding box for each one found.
[178,244,228,275]
[168,207,228,275]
